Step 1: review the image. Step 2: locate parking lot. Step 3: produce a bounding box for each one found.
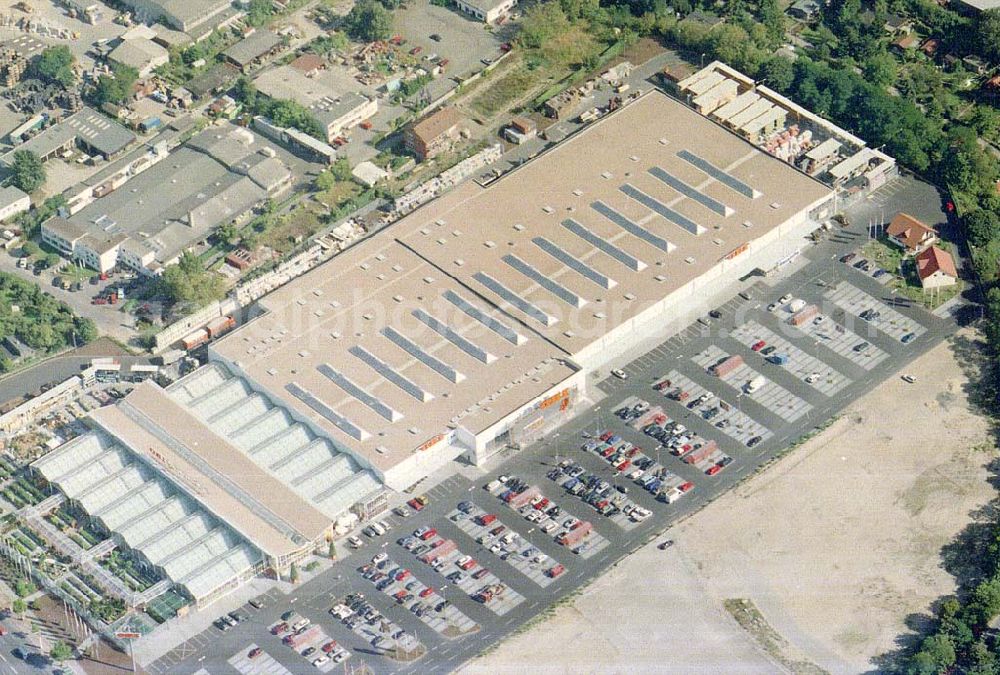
[147,176,960,675]
[393,0,512,97]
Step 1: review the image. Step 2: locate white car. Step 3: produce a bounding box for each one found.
[312,656,330,667]
[611,369,628,380]
[371,552,388,565]
[902,374,917,383]
[779,294,792,304]
[347,536,363,549]
[813,316,825,325]
[805,372,820,384]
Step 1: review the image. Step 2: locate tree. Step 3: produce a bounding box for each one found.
[74,317,98,344]
[863,51,898,88]
[49,641,72,663]
[964,209,999,248]
[11,599,25,619]
[21,241,41,258]
[156,251,226,312]
[289,562,299,583]
[32,46,75,88]
[90,65,138,106]
[976,9,1000,62]
[760,56,794,92]
[247,0,273,26]
[909,634,956,674]
[44,253,61,269]
[10,150,45,193]
[344,0,394,42]
[217,222,239,245]
[328,540,336,559]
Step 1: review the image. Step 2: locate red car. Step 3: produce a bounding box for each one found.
[393,590,407,601]
[271,622,288,635]
[249,647,263,659]
[477,514,497,526]
[395,569,410,581]
[653,379,672,391]
[409,46,422,55]
[419,587,434,598]
[408,495,429,511]
[706,465,721,476]
[418,528,437,541]
[547,564,565,578]
[458,557,477,571]
[322,641,338,654]
[751,340,766,352]
[438,58,449,67]
[533,498,549,510]
[679,481,695,493]
[500,42,512,52]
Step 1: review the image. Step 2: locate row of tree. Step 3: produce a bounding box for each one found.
[0,273,97,357]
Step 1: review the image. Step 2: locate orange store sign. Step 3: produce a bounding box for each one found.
[538,389,570,409]
[723,242,750,260]
[416,433,445,452]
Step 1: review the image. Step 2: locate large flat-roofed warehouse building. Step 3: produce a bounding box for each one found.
[37,90,835,607]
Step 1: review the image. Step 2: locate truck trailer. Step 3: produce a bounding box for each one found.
[557,520,592,547]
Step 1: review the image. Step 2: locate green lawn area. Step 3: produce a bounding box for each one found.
[469,63,546,120]
[862,238,962,309]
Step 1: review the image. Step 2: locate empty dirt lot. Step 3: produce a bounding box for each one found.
[462,330,995,674]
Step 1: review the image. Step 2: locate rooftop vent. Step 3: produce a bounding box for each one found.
[484,240,496,248]
[742,220,753,228]
[437,238,447,245]
[435,219,445,226]
[312,289,322,296]
[654,274,666,281]
[423,276,435,284]
[392,264,403,272]
[658,138,668,145]
[624,292,636,300]
[267,368,278,375]
[572,189,583,196]
[420,228,430,235]
[769,202,781,209]
[452,230,461,237]
[393,295,403,302]
[360,262,370,270]
[712,238,723,246]
[454,259,464,267]
[601,171,612,179]
[542,206,554,214]
[375,253,386,261]
[513,223,526,231]
[684,256,695,264]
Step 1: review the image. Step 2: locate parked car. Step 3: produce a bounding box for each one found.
[611,368,628,380]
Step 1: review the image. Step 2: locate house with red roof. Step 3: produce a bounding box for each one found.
[886,212,938,255]
[915,245,958,289]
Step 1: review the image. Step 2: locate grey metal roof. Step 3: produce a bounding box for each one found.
[222,30,281,67]
[0,185,28,209]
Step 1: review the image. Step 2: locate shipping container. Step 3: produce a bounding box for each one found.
[710,354,743,377]
[181,328,210,350]
[557,521,592,546]
[283,625,322,649]
[789,304,818,326]
[682,439,719,464]
[509,486,541,510]
[420,539,456,563]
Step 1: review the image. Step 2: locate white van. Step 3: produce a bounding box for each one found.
[291,618,310,632]
[745,375,767,394]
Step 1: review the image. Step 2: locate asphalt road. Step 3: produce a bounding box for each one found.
[146,173,963,675]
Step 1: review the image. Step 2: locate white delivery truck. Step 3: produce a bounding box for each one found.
[744,375,767,394]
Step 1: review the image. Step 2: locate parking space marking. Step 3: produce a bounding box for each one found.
[776,304,890,371]
[731,321,850,396]
[825,281,926,342]
[660,370,772,445]
[693,347,812,423]
[228,644,294,675]
[450,508,561,587]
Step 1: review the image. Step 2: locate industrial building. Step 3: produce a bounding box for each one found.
[118,0,241,37]
[451,0,518,23]
[42,89,838,608]
[42,123,293,274]
[0,107,136,166]
[253,66,377,143]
